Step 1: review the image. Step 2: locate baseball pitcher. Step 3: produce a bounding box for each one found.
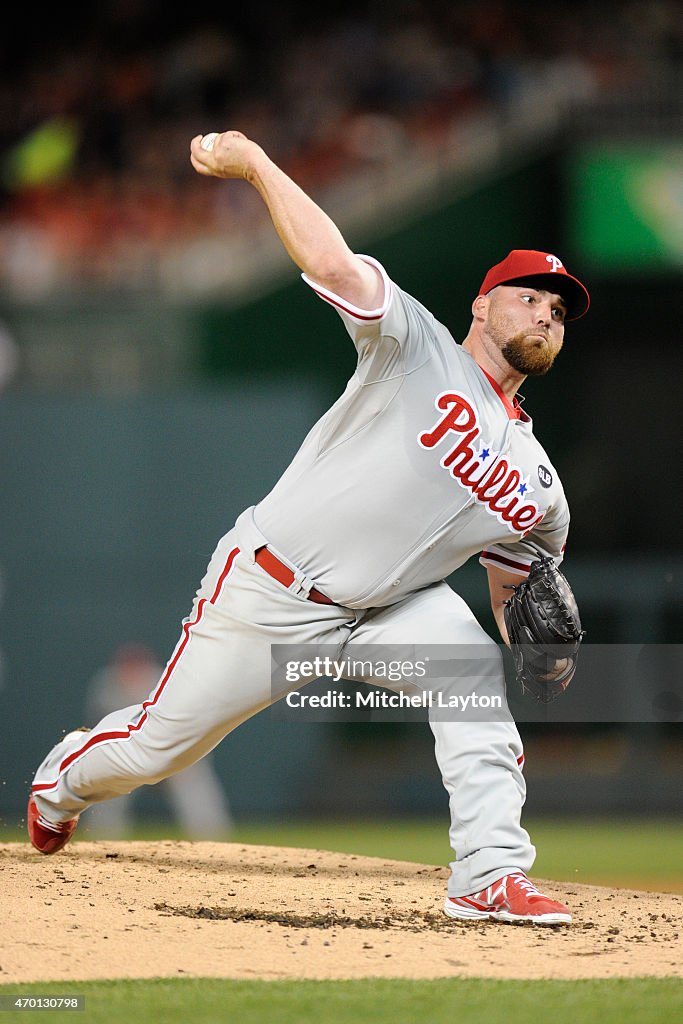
[28,129,589,925]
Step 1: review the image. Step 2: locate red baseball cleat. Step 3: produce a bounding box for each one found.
[444,872,571,925]
[27,795,79,855]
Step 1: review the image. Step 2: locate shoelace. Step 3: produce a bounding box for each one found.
[508,873,543,897]
[459,873,545,907]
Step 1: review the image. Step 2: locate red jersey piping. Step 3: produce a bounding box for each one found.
[479,366,527,421]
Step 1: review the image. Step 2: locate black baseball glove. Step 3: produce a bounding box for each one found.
[503,557,585,703]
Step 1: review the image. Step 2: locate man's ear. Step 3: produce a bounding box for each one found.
[472,293,489,321]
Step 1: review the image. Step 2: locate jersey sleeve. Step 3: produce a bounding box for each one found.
[301,255,436,373]
[479,489,570,577]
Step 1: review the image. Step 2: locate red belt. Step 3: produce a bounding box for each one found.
[255,546,334,605]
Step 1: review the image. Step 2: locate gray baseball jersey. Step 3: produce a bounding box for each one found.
[254,255,569,606]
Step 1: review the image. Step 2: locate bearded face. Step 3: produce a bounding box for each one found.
[501,332,558,376]
[484,288,565,376]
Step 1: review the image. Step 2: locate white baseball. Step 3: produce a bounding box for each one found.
[200,132,219,152]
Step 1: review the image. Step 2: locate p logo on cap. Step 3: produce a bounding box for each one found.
[479,249,590,320]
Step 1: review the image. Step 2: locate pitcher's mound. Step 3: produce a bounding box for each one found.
[2,842,682,982]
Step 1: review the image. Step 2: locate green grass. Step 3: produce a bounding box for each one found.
[0,978,682,1024]
[4,815,683,892]
[224,816,683,893]
[527,818,683,893]
[86,815,680,892]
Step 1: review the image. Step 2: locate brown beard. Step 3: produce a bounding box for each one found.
[502,331,558,376]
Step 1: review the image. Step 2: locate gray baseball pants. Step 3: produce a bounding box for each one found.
[32,520,533,896]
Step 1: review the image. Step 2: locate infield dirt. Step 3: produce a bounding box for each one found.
[3,842,682,982]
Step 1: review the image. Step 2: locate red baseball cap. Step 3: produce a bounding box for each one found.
[479,249,590,320]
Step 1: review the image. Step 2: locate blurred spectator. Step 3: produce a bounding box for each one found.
[84,642,234,839]
[0,319,18,391]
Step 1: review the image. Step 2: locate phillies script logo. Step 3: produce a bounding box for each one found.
[418,392,545,535]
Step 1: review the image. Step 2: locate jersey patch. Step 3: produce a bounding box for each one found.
[418,391,545,536]
[538,464,553,488]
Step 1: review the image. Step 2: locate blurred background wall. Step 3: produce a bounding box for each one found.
[0,0,682,830]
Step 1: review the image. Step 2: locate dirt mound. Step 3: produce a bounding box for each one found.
[2,842,681,982]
